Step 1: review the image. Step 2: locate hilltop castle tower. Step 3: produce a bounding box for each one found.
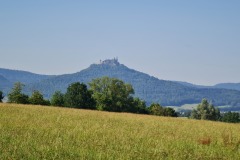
[99,58,120,66]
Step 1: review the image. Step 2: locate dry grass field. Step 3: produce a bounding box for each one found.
[0,103,240,159]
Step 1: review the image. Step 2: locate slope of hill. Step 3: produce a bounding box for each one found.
[176,81,240,91]
[174,81,209,88]
[0,75,12,91]
[0,68,52,84]
[1,103,240,159]
[24,59,240,109]
[214,83,240,91]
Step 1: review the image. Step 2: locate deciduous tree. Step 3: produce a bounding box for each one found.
[64,82,96,109]
[130,97,148,114]
[8,82,29,104]
[89,77,134,112]
[51,91,65,107]
[29,90,50,105]
[190,99,220,121]
[222,112,240,123]
[149,103,164,116]
[149,103,177,117]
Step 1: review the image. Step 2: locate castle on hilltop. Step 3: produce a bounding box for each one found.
[99,57,120,66]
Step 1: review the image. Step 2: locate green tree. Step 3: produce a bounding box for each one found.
[130,98,148,114]
[190,109,199,119]
[123,97,148,114]
[163,107,178,117]
[149,103,177,117]
[89,77,134,112]
[149,103,164,116]
[222,112,240,123]
[64,82,96,109]
[51,91,65,107]
[0,90,4,102]
[190,99,220,121]
[8,82,29,104]
[29,90,50,105]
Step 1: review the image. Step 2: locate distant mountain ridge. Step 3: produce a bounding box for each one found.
[175,81,240,91]
[0,68,53,93]
[1,59,240,110]
[213,83,240,91]
[173,81,209,89]
[0,68,52,84]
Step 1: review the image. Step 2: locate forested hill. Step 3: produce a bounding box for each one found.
[0,68,52,93]
[0,68,52,84]
[174,81,240,91]
[19,59,240,109]
[0,75,12,91]
[214,83,240,91]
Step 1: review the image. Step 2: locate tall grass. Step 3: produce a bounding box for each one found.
[0,103,240,159]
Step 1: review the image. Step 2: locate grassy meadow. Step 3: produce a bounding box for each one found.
[0,103,240,159]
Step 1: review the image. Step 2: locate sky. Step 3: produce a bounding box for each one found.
[0,0,240,85]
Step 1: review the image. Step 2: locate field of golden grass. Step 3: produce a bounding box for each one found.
[0,103,240,159]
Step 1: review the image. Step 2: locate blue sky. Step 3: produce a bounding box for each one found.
[0,0,240,85]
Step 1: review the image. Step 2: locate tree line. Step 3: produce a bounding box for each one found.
[0,77,177,117]
[0,77,239,122]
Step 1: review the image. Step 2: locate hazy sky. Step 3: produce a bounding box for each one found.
[1,0,240,85]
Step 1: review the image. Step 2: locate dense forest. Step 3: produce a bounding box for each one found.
[1,59,240,111]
